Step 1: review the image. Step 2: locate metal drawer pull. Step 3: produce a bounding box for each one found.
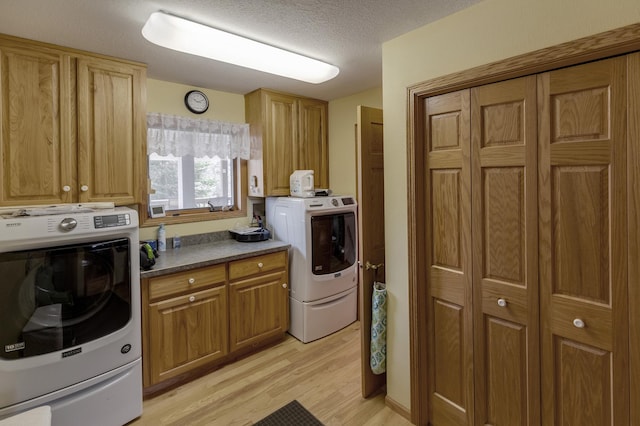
[62,185,71,192]
[189,296,195,302]
[80,185,89,192]
[188,278,195,284]
[497,298,507,307]
[573,318,585,328]
[282,283,288,289]
[257,262,264,268]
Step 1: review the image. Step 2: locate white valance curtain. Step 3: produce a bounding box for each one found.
[147,112,251,160]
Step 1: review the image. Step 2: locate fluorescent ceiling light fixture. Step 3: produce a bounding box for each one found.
[142,11,339,84]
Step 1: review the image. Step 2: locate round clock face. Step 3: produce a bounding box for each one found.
[185,90,209,114]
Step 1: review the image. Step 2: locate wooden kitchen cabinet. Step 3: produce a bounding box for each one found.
[76,56,146,205]
[145,265,228,386]
[0,37,75,205]
[245,88,328,196]
[141,249,290,391]
[228,251,289,352]
[0,34,146,206]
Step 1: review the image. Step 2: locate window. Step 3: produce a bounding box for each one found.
[143,113,250,225]
[148,153,234,210]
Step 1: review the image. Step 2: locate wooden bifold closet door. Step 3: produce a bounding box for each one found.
[471,76,539,426]
[424,55,630,426]
[424,89,474,425]
[538,57,629,426]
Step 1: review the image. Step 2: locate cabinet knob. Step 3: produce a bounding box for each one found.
[62,185,71,192]
[189,296,195,302]
[497,298,507,307]
[257,262,264,268]
[282,283,288,289]
[573,318,585,328]
[80,185,89,192]
[188,278,195,284]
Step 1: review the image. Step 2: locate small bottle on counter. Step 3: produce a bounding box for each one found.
[157,223,166,252]
[173,235,181,249]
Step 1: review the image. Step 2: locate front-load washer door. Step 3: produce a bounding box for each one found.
[310,212,356,275]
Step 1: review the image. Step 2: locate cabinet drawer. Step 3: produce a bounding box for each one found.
[148,264,226,300]
[229,251,287,280]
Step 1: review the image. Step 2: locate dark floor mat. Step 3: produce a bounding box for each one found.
[254,400,324,426]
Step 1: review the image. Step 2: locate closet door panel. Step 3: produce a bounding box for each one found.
[555,339,611,426]
[539,57,628,425]
[485,317,527,426]
[471,76,539,426]
[425,90,473,425]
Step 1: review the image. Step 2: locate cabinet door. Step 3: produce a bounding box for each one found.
[148,286,228,385]
[538,57,628,425]
[0,42,75,205]
[424,89,474,425]
[229,270,288,352]
[264,91,297,195]
[471,76,539,426]
[77,56,145,204]
[298,98,329,189]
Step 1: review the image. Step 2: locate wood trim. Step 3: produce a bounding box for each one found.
[628,52,640,425]
[385,394,412,422]
[406,83,429,425]
[407,22,640,426]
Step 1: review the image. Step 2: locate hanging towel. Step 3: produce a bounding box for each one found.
[370,281,387,375]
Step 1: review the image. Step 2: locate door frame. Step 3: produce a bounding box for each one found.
[406,22,640,425]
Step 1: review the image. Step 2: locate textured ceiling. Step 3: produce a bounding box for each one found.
[0,0,481,101]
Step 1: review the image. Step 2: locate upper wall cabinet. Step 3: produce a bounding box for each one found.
[77,56,146,205]
[0,34,146,206]
[0,38,75,205]
[245,88,328,197]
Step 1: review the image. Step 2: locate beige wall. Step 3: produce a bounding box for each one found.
[328,87,382,196]
[140,79,251,242]
[382,0,640,410]
[141,81,382,242]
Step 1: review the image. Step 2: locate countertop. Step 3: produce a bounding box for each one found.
[140,239,290,278]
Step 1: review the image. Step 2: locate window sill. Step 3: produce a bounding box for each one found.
[140,207,246,228]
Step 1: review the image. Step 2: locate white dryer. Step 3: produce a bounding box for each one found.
[266,196,358,343]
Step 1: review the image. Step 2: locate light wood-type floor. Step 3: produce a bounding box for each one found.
[129,321,412,425]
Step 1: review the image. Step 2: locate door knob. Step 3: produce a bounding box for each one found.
[80,185,89,192]
[365,261,384,271]
[497,298,507,307]
[573,318,585,328]
[188,278,195,284]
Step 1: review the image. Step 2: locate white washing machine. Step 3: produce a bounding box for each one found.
[266,196,358,343]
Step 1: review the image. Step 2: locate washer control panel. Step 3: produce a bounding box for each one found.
[94,213,131,229]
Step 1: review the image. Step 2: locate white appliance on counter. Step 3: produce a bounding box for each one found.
[266,196,358,343]
[0,206,142,426]
[289,170,315,198]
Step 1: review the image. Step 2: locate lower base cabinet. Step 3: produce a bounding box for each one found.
[141,250,289,390]
[148,285,228,385]
[229,252,289,352]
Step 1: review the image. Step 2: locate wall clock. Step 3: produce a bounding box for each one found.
[184,90,209,114]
